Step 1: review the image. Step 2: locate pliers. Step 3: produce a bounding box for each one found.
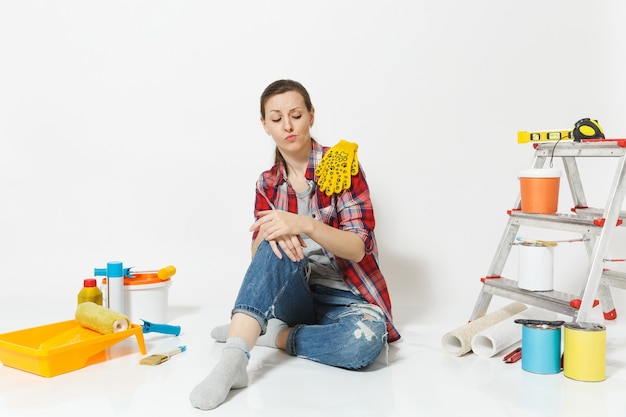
[503,347,522,364]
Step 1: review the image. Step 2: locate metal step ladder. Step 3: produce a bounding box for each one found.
[469,140,626,323]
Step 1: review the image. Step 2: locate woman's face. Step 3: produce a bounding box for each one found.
[261,90,314,157]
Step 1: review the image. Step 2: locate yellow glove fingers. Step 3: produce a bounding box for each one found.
[315,140,359,196]
[351,149,359,176]
[337,150,353,191]
[336,140,357,191]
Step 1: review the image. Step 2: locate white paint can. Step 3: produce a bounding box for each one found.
[518,243,554,291]
[102,272,172,323]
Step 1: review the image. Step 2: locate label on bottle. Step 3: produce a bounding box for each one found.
[78,286,103,305]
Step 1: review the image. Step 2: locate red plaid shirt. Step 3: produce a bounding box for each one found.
[253,139,400,342]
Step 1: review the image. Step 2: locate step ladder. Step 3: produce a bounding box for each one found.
[469,140,626,323]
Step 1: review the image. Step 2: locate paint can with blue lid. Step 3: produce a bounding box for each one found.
[519,321,562,374]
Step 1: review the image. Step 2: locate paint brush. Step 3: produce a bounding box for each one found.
[140,345,186,366]
[513,237,587,247]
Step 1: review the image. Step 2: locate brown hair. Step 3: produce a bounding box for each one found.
[260,80,313,166]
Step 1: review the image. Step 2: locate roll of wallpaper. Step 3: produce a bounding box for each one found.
[441,302,527,356]
[470,307,546,357]
[75,301,130,334]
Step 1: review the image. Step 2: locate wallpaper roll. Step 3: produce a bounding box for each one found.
[75,301,130,334]
[470,307,545,358]
[441,302,527,356]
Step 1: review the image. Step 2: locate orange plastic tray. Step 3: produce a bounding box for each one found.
[0,320,146,377]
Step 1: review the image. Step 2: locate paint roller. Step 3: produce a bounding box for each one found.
[75,302,130,334]
[75,302,181,336]
[37,303,131,350]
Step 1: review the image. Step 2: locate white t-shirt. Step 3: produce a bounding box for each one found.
[294,181,350,291]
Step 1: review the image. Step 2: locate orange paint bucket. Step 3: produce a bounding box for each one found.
[518,169,561,214]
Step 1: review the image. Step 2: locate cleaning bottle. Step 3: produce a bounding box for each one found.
[78,278,103,305]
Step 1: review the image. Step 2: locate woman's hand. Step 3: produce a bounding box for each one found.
[251,209,366,263]
[250,210,309,262]
[268,235,307,262]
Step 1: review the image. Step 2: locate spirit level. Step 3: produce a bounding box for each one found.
[517,129,573,144]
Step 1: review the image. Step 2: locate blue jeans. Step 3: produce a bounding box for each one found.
[232,240,388,370]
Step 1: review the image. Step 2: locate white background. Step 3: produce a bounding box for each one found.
[2,0,626,333]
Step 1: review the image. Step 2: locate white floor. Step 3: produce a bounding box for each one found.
[2,299,626,417]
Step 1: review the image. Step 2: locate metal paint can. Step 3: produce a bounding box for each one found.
[518,243,554,291]
[521,323,562,374]
[563,322,606,382]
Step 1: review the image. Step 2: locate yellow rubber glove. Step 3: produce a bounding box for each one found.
[315,140,359,196]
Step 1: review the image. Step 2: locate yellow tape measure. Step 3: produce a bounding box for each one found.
[517,129,573,144]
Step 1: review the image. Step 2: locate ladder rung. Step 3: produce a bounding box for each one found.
[535,140,626,157]
[602,269,626,290]
[573,207,626,219]
[481,277,578,316]
[508,211,611,234]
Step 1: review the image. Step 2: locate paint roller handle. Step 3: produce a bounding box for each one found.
[127,265,177,280]
[141,320,181,336]
[156,265,176,280]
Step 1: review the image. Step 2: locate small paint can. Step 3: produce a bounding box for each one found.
[518,242,554,291]
[563,322,606,382]
[521,323,562,374]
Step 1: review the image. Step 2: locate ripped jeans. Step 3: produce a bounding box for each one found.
[232,240,388,370]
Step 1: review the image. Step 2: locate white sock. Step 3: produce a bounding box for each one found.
[189,337,250,411]
[210,318,288,348]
